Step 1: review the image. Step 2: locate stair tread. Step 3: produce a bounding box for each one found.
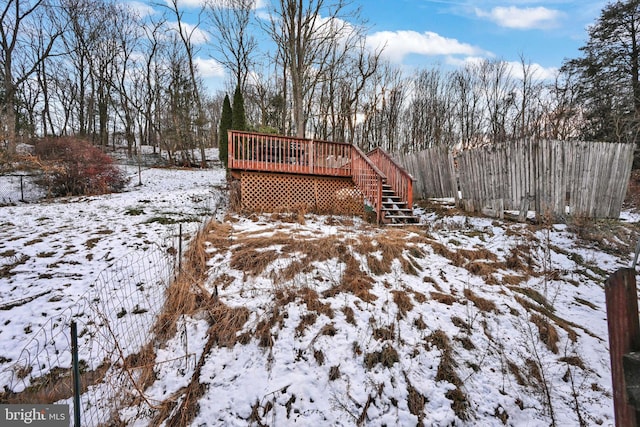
[382,208,413,213]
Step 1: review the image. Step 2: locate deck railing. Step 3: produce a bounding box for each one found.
[367,147,414,209]
[228,130,410,223]
[228,130,351,177]
[350,145,385,223]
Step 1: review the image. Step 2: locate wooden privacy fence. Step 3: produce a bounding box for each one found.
[398,140,635,219]
[395,145,457,200]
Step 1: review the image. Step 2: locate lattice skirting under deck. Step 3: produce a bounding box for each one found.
[239,172,364,216]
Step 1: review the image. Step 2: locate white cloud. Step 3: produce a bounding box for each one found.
[506,60,559,81]
[189,0,267,8]
[125,1,156,17]
[475,6,563,30]
[167,0,207,7]
[195,57,226,78]
[166,21,210,44]
[446,56,559,81]
[368,30,485,63]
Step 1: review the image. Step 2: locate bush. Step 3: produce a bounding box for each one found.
[35,137,127,196]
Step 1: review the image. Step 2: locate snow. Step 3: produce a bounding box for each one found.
[0,158,636,426]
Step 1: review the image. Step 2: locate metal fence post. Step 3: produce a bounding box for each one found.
[71,321,81,427]
[605,268,640,426]
[19,176,24,202]
[178,223,183,273]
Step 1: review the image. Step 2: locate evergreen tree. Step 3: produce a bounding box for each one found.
[231,85,247,131]
[562,0,640,143]
[219,94,232,169]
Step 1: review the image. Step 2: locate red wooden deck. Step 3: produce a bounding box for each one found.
[228,130,413,223]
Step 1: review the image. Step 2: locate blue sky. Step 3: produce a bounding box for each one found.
[360,0,607,77]
[129,0,609,90]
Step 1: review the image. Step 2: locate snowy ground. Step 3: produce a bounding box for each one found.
[0,165,226,396]
[1,161,639,426]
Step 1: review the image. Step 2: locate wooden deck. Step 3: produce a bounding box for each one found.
[228,130,414,224]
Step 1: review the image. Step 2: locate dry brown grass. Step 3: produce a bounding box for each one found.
[465,261,501,278]
[363,344,399,370]
[366,254,390,275]
[513,295,580,343]
[414,315,427,330]
[298,287,334,318]
[458,248,497,262]
[505,244,539,275]
[230,247,279,277]
[429,241,465,267]
[255,307,285,348]
[0,254,29,278]
[356,232,424,276]
[426,329,469,420]
[530,313,559,354]
[501,274,528,286]
[153,221,220,342]
[507,359,527,386]
[464,288,498,313]
[0,361,110,405]
[373,324,395,341]
[404,372,426,422]
[410,289,427,303]
[342,306,356,325]
[323,253,377,302]
[430,291,458,306]
[568,216,640,256]
[295,313,317,337]
[391,290,414,318]
[559,355,586,369]
[207,302,250,347]
[509,286,554,312]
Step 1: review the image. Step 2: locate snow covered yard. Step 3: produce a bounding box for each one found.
[0,166,226,403]
[123,203,637,426]
[0,162,638,426]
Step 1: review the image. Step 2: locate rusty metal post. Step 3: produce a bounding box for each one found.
[605,267,640,426]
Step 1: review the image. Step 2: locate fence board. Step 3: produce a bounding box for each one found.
[396,140,634,219]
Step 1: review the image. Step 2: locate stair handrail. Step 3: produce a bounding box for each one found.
[367,147,414,209]
[350,145,387,224]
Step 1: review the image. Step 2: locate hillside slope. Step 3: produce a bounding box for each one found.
[125,203,637,426]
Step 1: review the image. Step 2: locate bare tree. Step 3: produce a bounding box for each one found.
[479,59,516,144]
[512,55,546,140]
[1,0,64,153]
[265,0,364,138]
[541,69,581,140]
[163,0,208,166]
[204,0,258,91]
[407,68,456,150]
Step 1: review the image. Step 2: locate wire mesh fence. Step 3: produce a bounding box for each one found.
[0,174,46,205]
[0,193,224,426]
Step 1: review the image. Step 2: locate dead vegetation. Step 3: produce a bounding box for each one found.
[85,204,623,425]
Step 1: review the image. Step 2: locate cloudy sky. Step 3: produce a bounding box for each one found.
[362,0,607,76]
[131,0,608,90]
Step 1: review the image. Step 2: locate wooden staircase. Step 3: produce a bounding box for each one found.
[380,184,419,225]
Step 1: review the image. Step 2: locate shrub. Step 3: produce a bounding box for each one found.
[35,137,127,196]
